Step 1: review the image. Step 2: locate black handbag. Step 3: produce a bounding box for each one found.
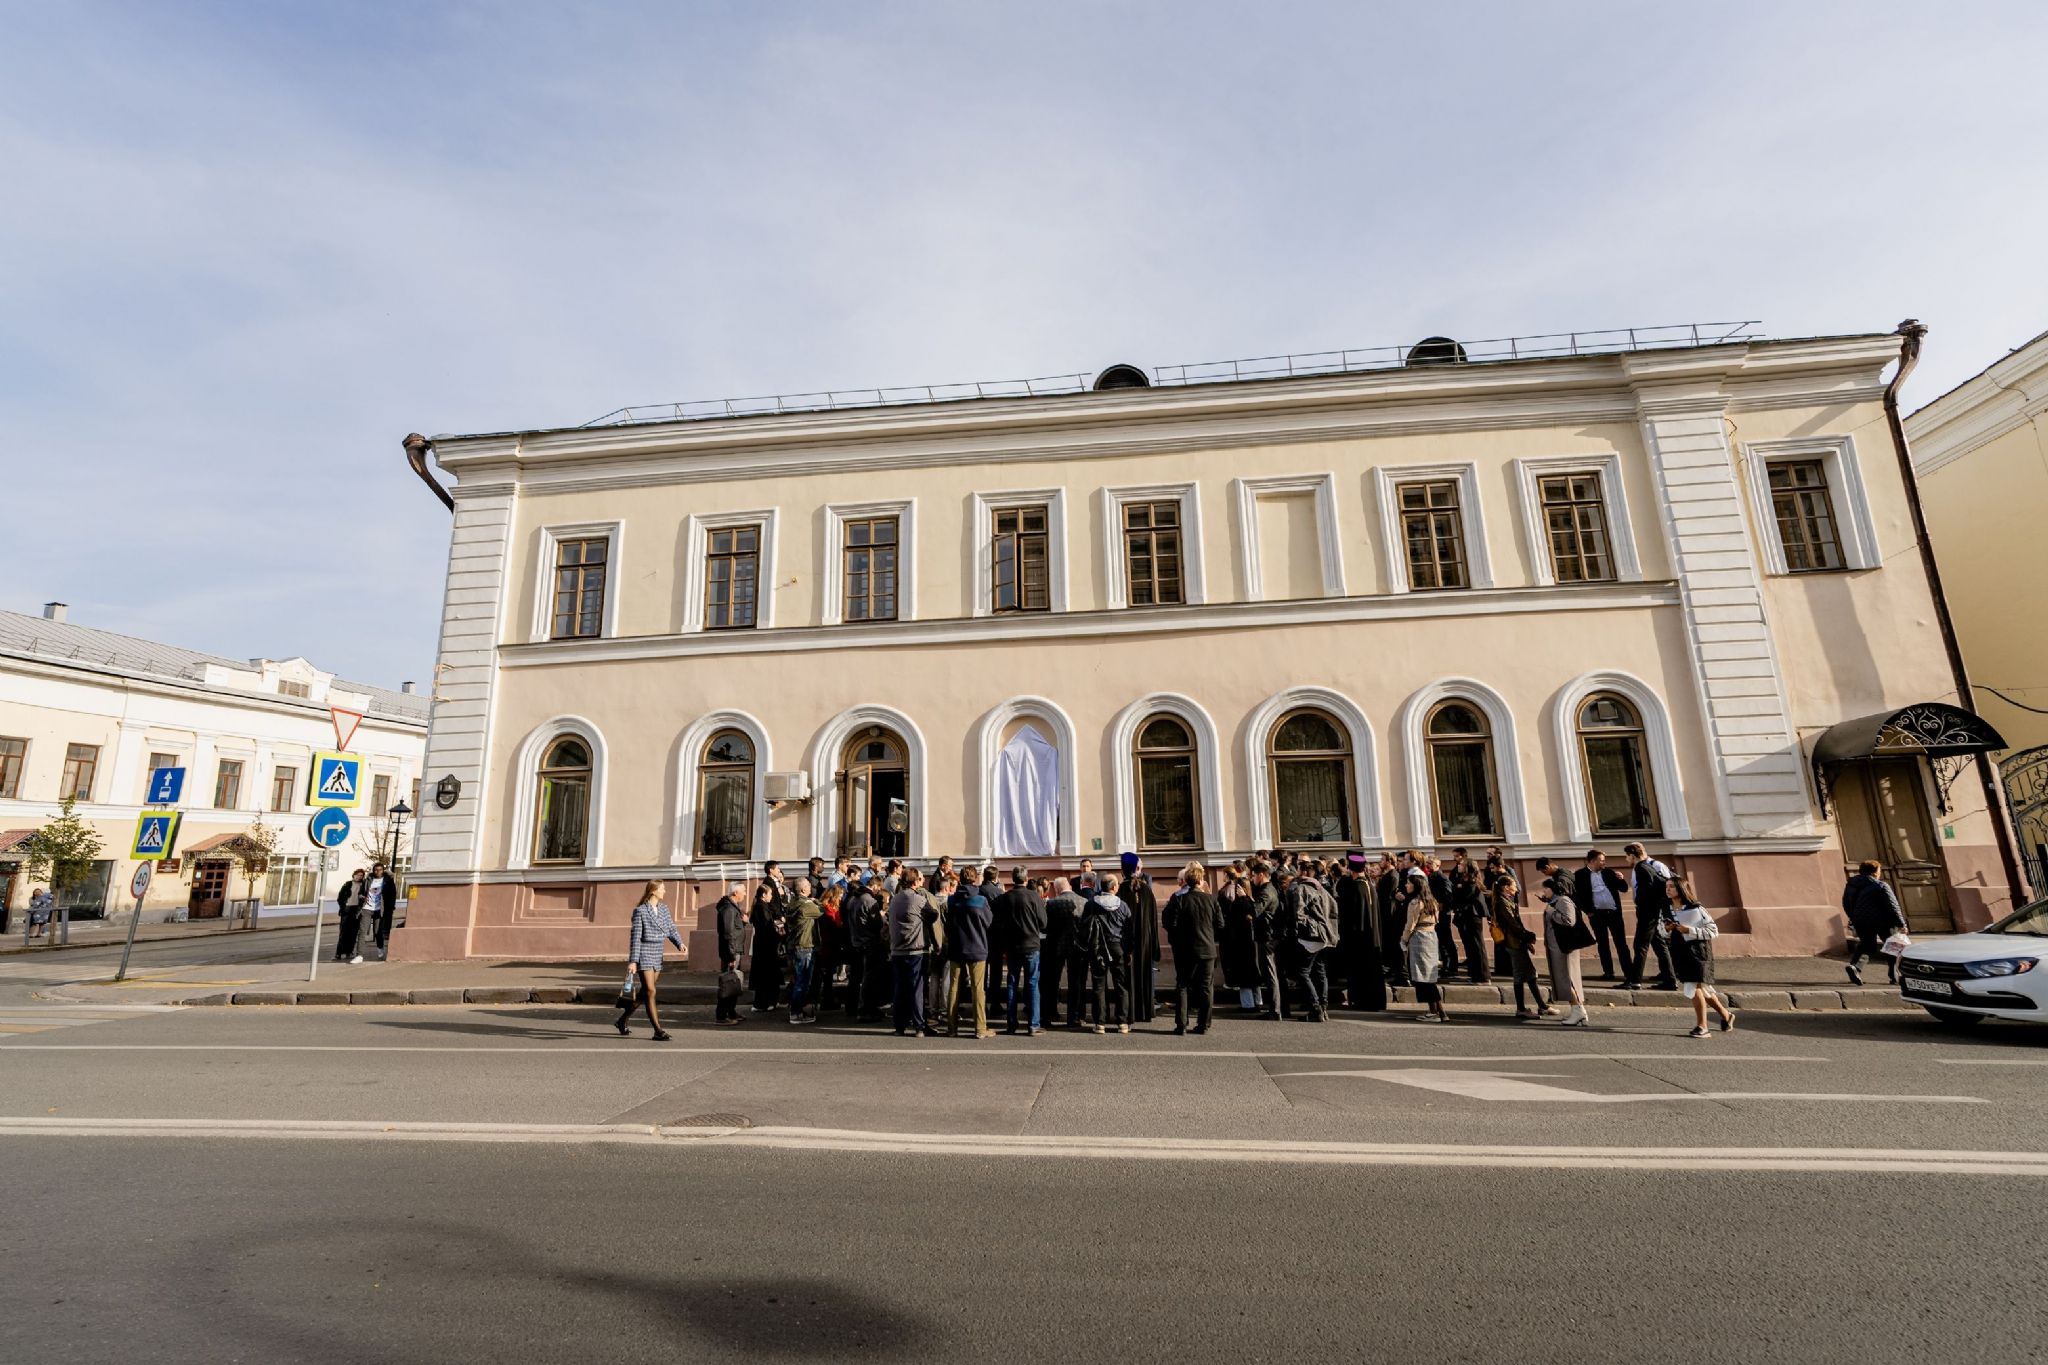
[613,972,637,1011]
[1552,904,1597,953]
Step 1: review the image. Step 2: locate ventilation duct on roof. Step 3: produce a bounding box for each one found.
[1405,336,1468,366]
[1091,364,1152,390]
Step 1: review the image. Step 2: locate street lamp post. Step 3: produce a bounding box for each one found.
[385,799,411,879]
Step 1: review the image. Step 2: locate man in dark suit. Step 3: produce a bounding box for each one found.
[714,882,746,1024]
[1573,850,1634,984]
[1163,864,1223,1034]
[992,868,1048,1035]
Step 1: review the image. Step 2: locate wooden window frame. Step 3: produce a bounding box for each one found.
[1121,500,1187,608]
[213,759,244,810]
[840,515,901,624]
[0,736,27,799]
[823,500,916,627]
[703,524,763,630]
[531,738,593,867]
[370,774,394,817]
[696,729,756,859]
[530,522,624,642]
[1537,471,1616,584]
[1423,702,1502,840]
[270,766,298,814]
[1265,708,1357,848]
[1766,458,1845,573]
[1133,715,1201,852]
[549,536,611,639]
[1576,693,1661,836]
[990,505,1052,614]
[1373,463,1492,593]
[61,744,100,802]
[1397,479,1470,591]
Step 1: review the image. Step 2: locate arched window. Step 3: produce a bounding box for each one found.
[839,727,908,858]
[1577,694,1659,834]
[532,736,592,864]
[1268,708,1355,845]
[1425,701,1499,838]
[1134,715,1200,850]
[697,729,755,857]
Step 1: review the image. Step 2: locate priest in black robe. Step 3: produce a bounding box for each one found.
[1337,852,1385,1010]
[1119,852,1162,1023]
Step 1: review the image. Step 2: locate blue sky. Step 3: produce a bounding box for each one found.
[4,1,2045,686]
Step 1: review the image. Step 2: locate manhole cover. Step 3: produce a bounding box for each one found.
[667,1113,752,1128]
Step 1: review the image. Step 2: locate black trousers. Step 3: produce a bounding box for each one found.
[373,908,393,951]
[1591,908,1630,979]
[1089,959,1128,1027]
[1435,912,1460,976]
[1288,948,1330,1016]
[1127,954,1157,1022]
[1255,942,1285,1015]
[1040,942,1072,1022]
[842,950,865,1016]
[1630,912,1677,986]
[334,910,361,960]
[1068,951,1093,1024]
[1344,939,1386,1010]
[1174,957,1214,1031]
[1379,910,1409,984]
[751,959,782,1012]
[860,945,891,1017]
[1847,924,1899,978]
[715,962,740,1021]
[1455,913,1492,983]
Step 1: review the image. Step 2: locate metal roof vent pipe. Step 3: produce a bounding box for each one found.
[42,602,67,623]
[1091,364,1152,391]
[401,681,417,695]
[1405,336,1468,366]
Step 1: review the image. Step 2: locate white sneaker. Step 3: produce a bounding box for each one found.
[349,955,364,964]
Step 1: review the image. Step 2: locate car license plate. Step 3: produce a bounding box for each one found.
[1904,977,1953,996]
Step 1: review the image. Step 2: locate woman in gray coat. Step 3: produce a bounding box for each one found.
[1402,888,1449,1023]
[1543,876,1589,1027]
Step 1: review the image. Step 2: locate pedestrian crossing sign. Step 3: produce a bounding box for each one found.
[131,811,181,860]
[309,751,363,809]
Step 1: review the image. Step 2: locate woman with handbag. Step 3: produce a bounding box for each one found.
[1665,875,1736,1038]
[1402,889,1451,1023]
[616,880,683,1042]
[1489,875,1554,1020]
[1543,875,1592,1027]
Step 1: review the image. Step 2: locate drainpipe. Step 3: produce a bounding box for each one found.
[404,433,454,512]
[1883,320,2030,910]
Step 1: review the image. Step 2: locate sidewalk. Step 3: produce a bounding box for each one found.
[1,913,319,956]
[46,953,1915,1012]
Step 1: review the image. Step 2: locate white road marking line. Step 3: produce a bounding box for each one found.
[0,1116,2039,1173]
[1936,1058,2048,1066]
[0,1043,1830,1061]
[1268,1067,1986,1104]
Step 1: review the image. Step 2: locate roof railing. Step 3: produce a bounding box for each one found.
[581,320,1763,428]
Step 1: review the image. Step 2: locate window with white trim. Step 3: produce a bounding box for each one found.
[1740,436,1879,576]
[1100,484,1204,609]
[1372,463,1491,594]
[822,500,916,626]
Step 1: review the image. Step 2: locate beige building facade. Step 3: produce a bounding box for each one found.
[1905,327,2048,889]
[393,327,2017,966]
[0,606,428,923]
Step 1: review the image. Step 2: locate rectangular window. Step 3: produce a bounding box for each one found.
[1122,501,1185,607]
[1399,480,1468,590]
[1538,473,1615,583]
[991,506,1051,613]
[271,766,298,813]
[549,536,610,639]
[842,516,899,623]
[60,744,99,802]
[213,759,244,810]
[278,680,310,698]
[371,774,393,816]
[0,737,28,798]
[704,524,761,629]
[1768,459,1844,572]
[411,779,422,813]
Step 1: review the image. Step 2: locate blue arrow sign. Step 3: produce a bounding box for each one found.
[146,766,186,806]
[308,806,352,850]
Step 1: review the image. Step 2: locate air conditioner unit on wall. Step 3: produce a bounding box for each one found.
[762,771,812,804]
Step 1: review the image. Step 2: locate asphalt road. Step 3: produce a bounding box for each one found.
[2,959,2044,1363]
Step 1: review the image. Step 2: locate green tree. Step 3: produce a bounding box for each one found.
[21,796,105,899]
[226,819,279,913]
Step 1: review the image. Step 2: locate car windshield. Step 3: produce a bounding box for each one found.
[1984,899,2048,937]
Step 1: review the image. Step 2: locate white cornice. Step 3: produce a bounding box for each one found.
[430,336,1900,498]
[495,581,1682,668]
[1904,331,2048,475]
[0,651,429,734]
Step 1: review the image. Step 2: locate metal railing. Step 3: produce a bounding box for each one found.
[580,321,1763,429]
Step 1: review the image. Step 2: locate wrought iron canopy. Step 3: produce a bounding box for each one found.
[1811,703,2006,766]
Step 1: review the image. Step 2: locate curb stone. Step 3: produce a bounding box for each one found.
[406,989,466,1006]
[349,990,409,1006]
[1728,990,1793,1010]
[1840,991,1908,1010]
[463,987,531,1004]
[529,987,578,1004]
[230,991,297,1005]
[1792,990,1845,1010]
[296,991,350,1006]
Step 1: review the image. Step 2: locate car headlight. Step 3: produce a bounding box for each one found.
[1964,958,2040,978]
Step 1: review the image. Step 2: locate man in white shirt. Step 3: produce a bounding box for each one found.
[1572,851,1633,984]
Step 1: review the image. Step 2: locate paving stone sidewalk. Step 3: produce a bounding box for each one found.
[45,953,1915,1012]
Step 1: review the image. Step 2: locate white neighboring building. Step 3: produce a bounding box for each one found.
[0,603,429,921]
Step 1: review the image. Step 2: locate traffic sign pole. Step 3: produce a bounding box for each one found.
[114,861,154,983]
[307,854,328,983]
[305,807,351,982]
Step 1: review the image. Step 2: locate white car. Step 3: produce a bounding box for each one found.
[1897,899,2048,1026]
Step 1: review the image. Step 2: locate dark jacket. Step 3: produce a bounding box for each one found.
[1249,879,1281,947]
[1123,875,1162,963]
[1281,878,1340,948]
[843,888,876,950]
[715,894,745,966]
[946,893,992,963]
[1842,873,1906,934]
[1630,856,1674,915]
[1044,890,1082,954]
[368,873,400,917]
[1078,893,1130,968]
[1164,887,1223,961]
[1336,874,1373,946]
[993,886,1047,953]
[337,878,366,914]
[1572,866,1630,918]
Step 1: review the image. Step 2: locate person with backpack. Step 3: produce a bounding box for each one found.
[1278,865,1340,1022]
[1077,874,1132,1035]
[1622,842,1680,991]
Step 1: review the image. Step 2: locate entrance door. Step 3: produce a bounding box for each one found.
[1832,757,1953,933]
[837,728,908,860]
[190,860,230,919]
[0,861,16,930]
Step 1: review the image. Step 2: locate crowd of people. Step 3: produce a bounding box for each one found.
[614,842,1745,1041]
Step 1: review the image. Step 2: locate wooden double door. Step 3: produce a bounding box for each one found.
[1831,757,1953,933]
[188,860,230,919]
